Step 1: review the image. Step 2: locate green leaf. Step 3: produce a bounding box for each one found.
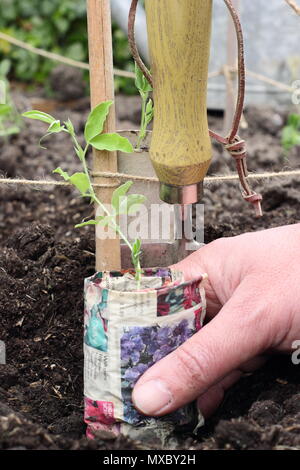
[288,114,300,129]
[132,238,141,257]
[53,169,90,196]
[66,42,85,61]
[53,167,70,181]
[84,101,113,143]
[131,238,142,266]
[282,125,300,150]
[74,146,85,161]
[48,120,64,134]
[0,59,11,78]
[135,62,152,94]
[64,118,75,136]
[75,219,98,228]
[22,110,56,124]
[76,215,115,228]
[69,172,90,196]
[146,98,153,114]
[135,63,144,91]
[145,99,154,126]
[119,194,147,215]
[0,104,12,116]
[90,133,134,153]
[111,181,133,212]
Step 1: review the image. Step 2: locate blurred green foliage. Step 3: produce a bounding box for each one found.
[282,114,300,151]
[0,59,22,138]
[112,24,136,95]
[0,0,136,94]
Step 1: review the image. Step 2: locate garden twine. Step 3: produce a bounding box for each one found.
[1,169,300,190]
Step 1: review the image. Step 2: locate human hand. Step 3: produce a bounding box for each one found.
[132,224,300,418]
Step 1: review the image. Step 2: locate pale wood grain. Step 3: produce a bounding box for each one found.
[145,0,213,186]
[87,0,121,271]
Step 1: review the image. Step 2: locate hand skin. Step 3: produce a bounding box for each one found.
[132,224,300,418]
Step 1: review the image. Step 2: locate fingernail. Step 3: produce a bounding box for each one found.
[132,379,173,416]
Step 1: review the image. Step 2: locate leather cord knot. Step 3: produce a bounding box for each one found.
[209,131,263,217]
[225,135,246,160]
[243,191,263,218]
[226,135,262,217]
[244,193,263,204]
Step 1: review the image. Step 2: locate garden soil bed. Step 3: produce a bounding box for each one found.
[0,88,300,450]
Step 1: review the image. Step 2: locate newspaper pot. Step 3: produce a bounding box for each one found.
[84,267,207,443]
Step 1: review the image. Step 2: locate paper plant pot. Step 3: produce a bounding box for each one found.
[83,267,207,443]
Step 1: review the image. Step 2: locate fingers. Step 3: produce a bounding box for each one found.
[197,370,242,418]
[171,242,224,315]
[197,356,268,418]
[132,279,272,417]
[171,249,208,282]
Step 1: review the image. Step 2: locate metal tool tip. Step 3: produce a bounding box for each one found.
[159,182,204,205]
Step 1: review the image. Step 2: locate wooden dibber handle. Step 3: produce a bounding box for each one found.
[145,0,213,191]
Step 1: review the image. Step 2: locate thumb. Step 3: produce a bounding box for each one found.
[132,279,271,416]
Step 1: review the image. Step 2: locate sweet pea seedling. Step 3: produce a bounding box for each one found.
[135,63,153,151]
[22,101,146,281]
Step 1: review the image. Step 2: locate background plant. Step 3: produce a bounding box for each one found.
[0,0,136,94]
[0,59,22,138]
[23,101,146,280]
[0,0,88,83]
[282,114,300,150]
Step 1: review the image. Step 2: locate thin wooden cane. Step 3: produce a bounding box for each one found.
[87,0,121,271]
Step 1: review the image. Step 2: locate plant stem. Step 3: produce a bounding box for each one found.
[78,140,142,282]
[136,94,147,150]
[135,258,142,288]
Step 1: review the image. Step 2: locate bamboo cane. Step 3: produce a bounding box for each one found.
[86,0,121,271]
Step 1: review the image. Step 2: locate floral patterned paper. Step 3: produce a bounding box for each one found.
[121,318,198,425]
[83,268,206,440]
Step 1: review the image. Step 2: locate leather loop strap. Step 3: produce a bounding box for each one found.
[128,0,263,217]
[224,136,246,158]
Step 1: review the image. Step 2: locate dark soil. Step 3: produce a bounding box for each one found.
[0,86,300,450]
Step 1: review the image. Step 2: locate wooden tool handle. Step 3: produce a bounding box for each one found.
[145,0,212,186]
